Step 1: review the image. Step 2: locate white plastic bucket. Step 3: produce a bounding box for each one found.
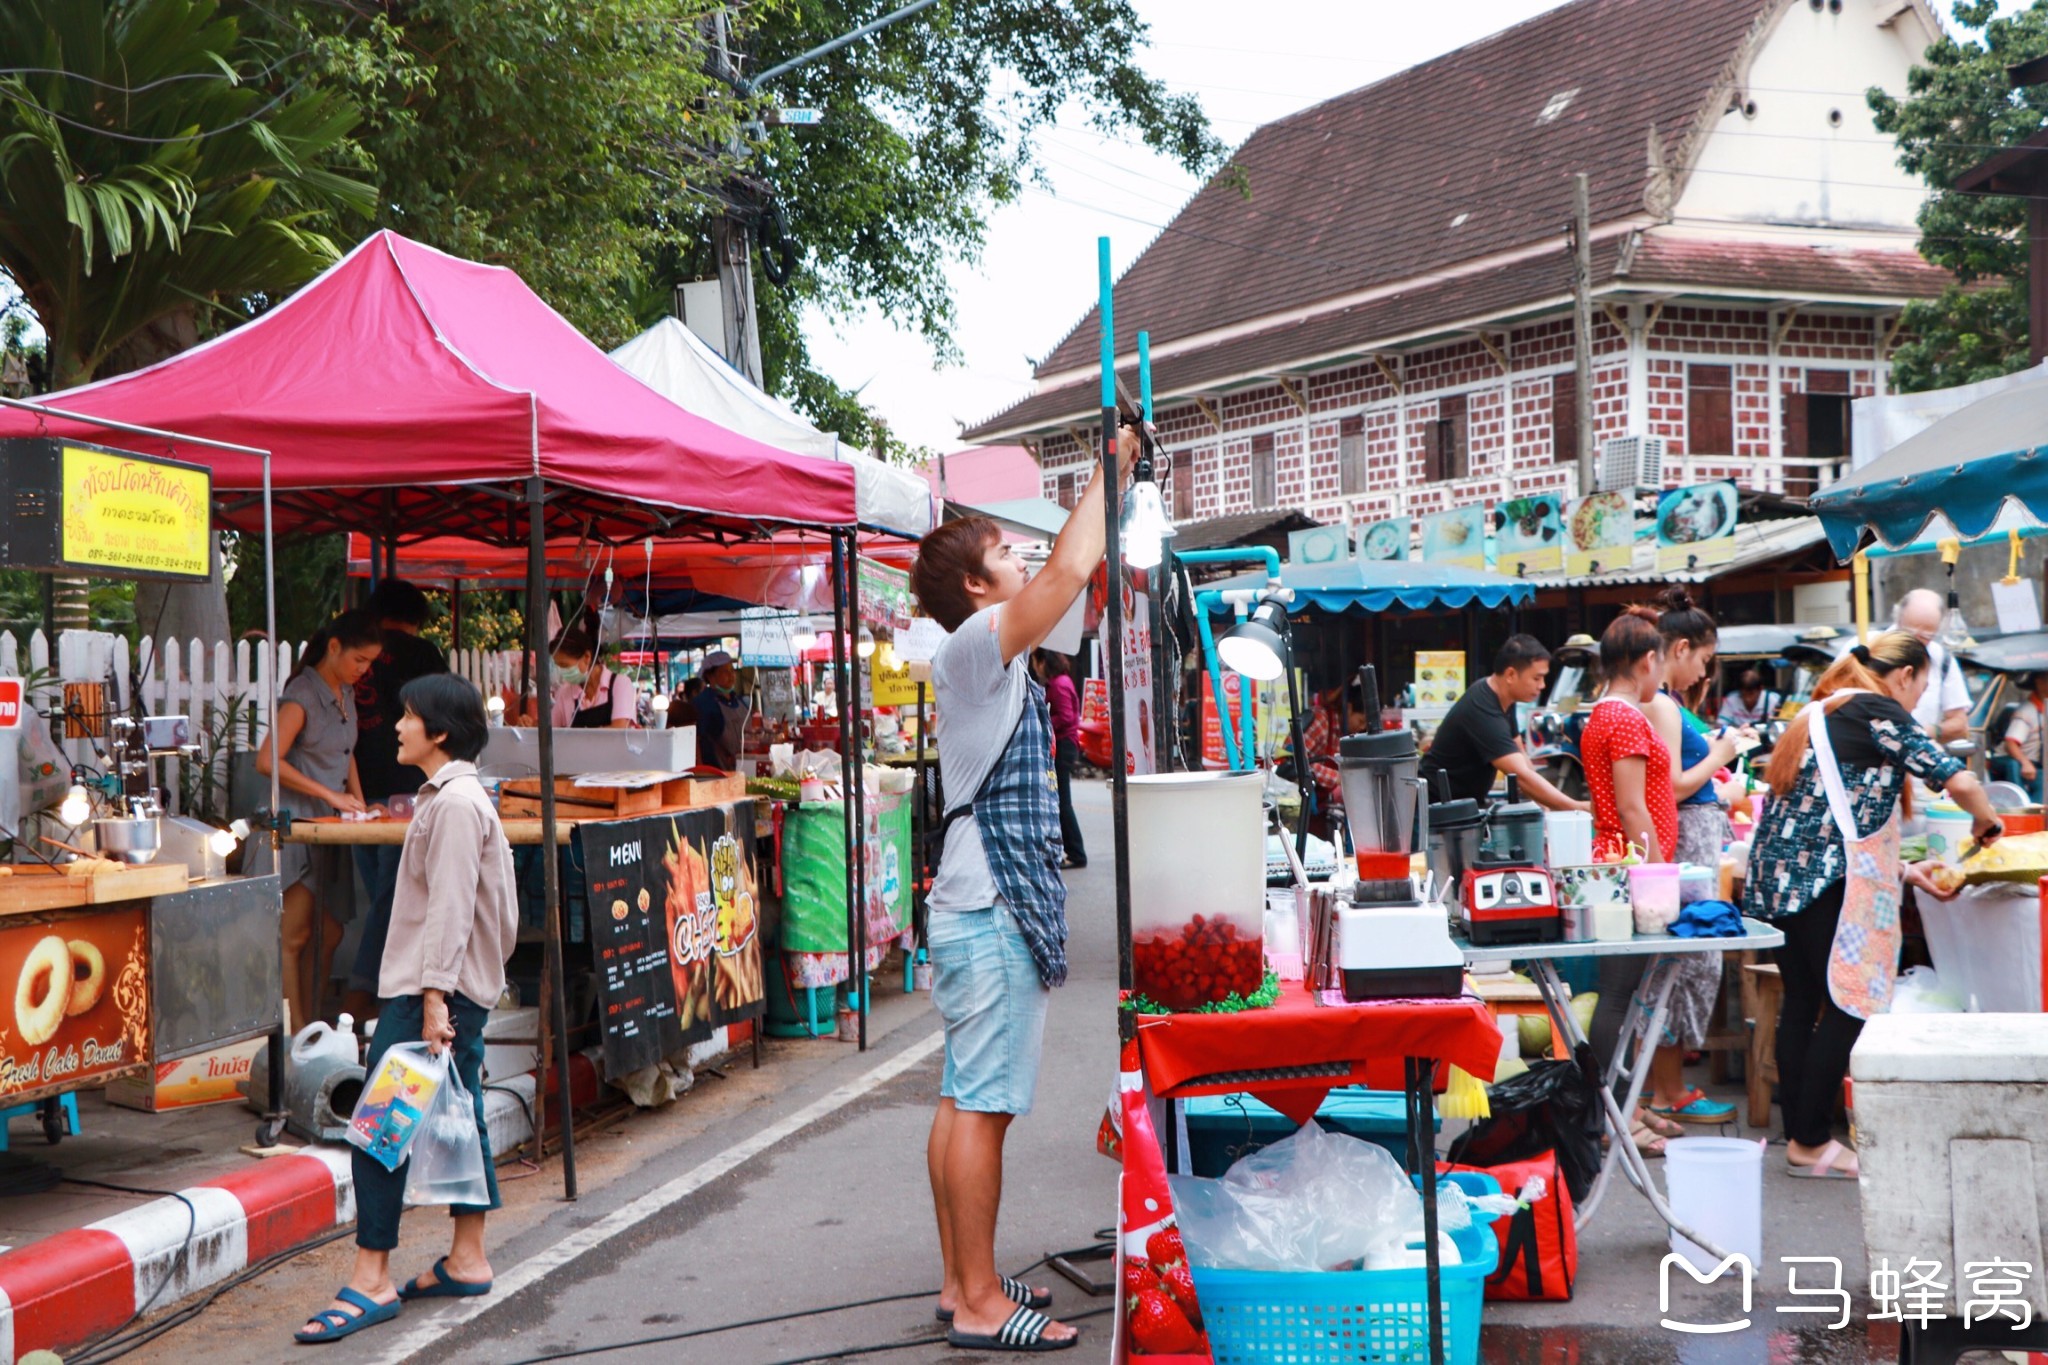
[1925,805,1972,864]
[1545,809,1594,867]
[1665,1137,1763,1274]
[1127,771,1267,937]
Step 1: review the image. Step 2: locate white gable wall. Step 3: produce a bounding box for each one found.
[1669,0,1938,232]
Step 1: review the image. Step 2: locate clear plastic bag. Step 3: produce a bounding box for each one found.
[405,1053,489,1207]
[347,1042,445,1172]
[1167,1121,1423,1272]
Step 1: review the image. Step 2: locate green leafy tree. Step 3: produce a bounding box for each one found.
[0,0,376,384]
[683,0,1224,451]
[1870,0,2048,391]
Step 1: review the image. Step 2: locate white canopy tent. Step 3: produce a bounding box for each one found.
[610,318,933,537]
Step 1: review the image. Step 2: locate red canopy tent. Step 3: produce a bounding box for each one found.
[0,229,880,1194]
[0,230,858,544]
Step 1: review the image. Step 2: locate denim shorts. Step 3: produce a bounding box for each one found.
[929,904,1050,1116]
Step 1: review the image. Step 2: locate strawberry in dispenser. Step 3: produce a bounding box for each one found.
[1127,771,1267,1009]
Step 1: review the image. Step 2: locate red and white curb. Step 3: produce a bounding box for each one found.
[0,1146,354,1363]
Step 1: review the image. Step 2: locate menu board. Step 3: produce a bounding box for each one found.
[0,907,150,1104]
[578,801,765,1075]
[1655,481,1739,572]
[1413,651,1467,708]
[1359,518,1411,562]
[1419,506,1487,570]
[1495,495,1563,576]
[1564,493,1634,575]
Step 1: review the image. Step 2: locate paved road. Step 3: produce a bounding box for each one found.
[132,781,1909,1364]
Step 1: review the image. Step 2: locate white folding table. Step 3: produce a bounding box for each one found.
[1457,919,1786,1262]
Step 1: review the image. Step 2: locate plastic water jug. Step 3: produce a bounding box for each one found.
[290,1014,357,1072]
[1665,1137,1763,1274]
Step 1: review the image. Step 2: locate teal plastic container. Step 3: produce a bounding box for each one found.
[1182,1089,1435,1177]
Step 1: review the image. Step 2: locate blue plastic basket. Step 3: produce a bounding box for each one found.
[1188,1171,1500,1365]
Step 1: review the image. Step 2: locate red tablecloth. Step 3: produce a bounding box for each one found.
[1132,981,1503,1124]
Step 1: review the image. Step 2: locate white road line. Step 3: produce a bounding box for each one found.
[356,1028,946,1364]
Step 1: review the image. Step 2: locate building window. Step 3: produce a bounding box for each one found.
[1339,414,1367,495]
[1428,394,1468,483]
[1551,374,1577,465]
[1251,433,1276,506]
[1687,364,1732,456]
[1057,472,1078,509]
[1170,451,1194,520]
[1782,386,1851,499]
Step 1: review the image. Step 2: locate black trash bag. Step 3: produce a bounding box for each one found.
[1445,1044,1605,1203]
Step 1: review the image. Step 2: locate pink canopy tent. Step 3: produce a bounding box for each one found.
[0,230,858,544]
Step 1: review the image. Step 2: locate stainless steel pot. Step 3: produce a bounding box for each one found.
[93,814,162,865]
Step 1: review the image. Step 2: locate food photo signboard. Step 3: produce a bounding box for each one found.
[580,801,765,1074]
[1287,525,1350,566]
[1495,495,1563,576]
[1565,493,1634,576]
[1418,505,1487,570]
[1655,481,1739,573]
[1412,651,1467,708]
[0,908,150,1103]
[1359,517,1410,562]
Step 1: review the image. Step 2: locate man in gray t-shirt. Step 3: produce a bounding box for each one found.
[907,423,1133,1351]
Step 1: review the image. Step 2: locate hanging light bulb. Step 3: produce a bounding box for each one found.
[857,626,876,660]
[790,616,818,652]
[208,826,240,858]
[1938,592,1975,651]
[1120,476,1175,571]
[58,783,92,828]
[485,694,506,726]
[649,692,671,721]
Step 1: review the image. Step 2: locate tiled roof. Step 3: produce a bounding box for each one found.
[1619,235,1957,298]
[1171,508,1322,553]
[1029,0,1779,381]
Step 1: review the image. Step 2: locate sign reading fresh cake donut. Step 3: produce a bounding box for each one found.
[0,909,149,1102]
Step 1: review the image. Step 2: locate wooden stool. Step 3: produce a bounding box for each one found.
[1742,961,1782,1128]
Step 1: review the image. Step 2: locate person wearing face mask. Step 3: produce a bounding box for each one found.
[541,618,635,730]
[692,651,750,770]
[253,609,385,1031]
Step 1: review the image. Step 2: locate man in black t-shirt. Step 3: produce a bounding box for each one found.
[347,579,449,1014]
[1421,635,1587,811]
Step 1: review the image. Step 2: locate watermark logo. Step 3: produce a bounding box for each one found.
[1660,1253,1752,1334]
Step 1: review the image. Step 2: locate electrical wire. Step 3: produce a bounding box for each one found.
[56,1178,199,1363]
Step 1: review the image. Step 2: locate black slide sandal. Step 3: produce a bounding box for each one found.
[936,1275,1054,1322]
[946,1305,1078,1352]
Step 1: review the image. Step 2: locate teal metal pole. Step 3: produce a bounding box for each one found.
[1192,591,1244,771]
[1138,332,1153,421]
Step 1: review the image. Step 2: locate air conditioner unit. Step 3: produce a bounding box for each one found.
[1598,435,1666,493]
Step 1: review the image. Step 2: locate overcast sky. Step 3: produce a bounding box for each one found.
[795,0,2017,454]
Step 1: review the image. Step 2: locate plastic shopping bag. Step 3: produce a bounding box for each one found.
[346,1041,447,1172]
[405,1054,489,1207]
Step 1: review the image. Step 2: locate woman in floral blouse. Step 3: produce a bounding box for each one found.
[1745,631,2000,1179]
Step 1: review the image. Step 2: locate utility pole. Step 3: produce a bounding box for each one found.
[1571,172,1595,495]
[699,0,944,389]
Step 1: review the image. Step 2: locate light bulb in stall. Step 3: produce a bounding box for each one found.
[857,626,876,660]
[208,826,240,858]
[485,694,506,726]
[649,692,670,722]
[790,616,818,652]
[1120,477,1175,571]
[1217,600,1290,682]
[58,784,92,828]
[1938,597,1975,651]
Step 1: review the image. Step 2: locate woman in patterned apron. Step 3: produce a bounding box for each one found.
[1745,631,2000,1179]
[907,423,1135,1354]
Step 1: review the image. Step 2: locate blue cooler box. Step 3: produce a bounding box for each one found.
[1182,1088,1436,1177]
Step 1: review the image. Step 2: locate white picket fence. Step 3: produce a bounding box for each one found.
[0,629,525,817]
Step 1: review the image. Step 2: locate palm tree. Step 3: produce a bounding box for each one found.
[0,0,375,639]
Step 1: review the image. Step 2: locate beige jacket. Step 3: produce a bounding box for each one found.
[381,760,517,1006]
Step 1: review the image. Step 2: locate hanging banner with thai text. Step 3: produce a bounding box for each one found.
[856,558,914,629]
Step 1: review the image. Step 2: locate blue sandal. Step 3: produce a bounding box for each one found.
[1651,1090,1737,1124]
[295,1286,400,1343]
[398,1256,493,1301]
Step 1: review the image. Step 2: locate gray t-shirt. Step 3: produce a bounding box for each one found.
[929,605,1030,913]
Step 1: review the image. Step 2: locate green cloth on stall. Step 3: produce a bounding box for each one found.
[780,796,914,953]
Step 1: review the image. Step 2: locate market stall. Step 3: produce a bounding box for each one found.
[0,419,290,1147]
[0,229,873,1194]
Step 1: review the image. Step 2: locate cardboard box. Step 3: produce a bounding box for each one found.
[106,1036,265,1112]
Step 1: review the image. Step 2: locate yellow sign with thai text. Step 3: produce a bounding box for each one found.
[61,446,212,580]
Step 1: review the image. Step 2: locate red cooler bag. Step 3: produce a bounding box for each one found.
[1442,1152,1577,1302]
